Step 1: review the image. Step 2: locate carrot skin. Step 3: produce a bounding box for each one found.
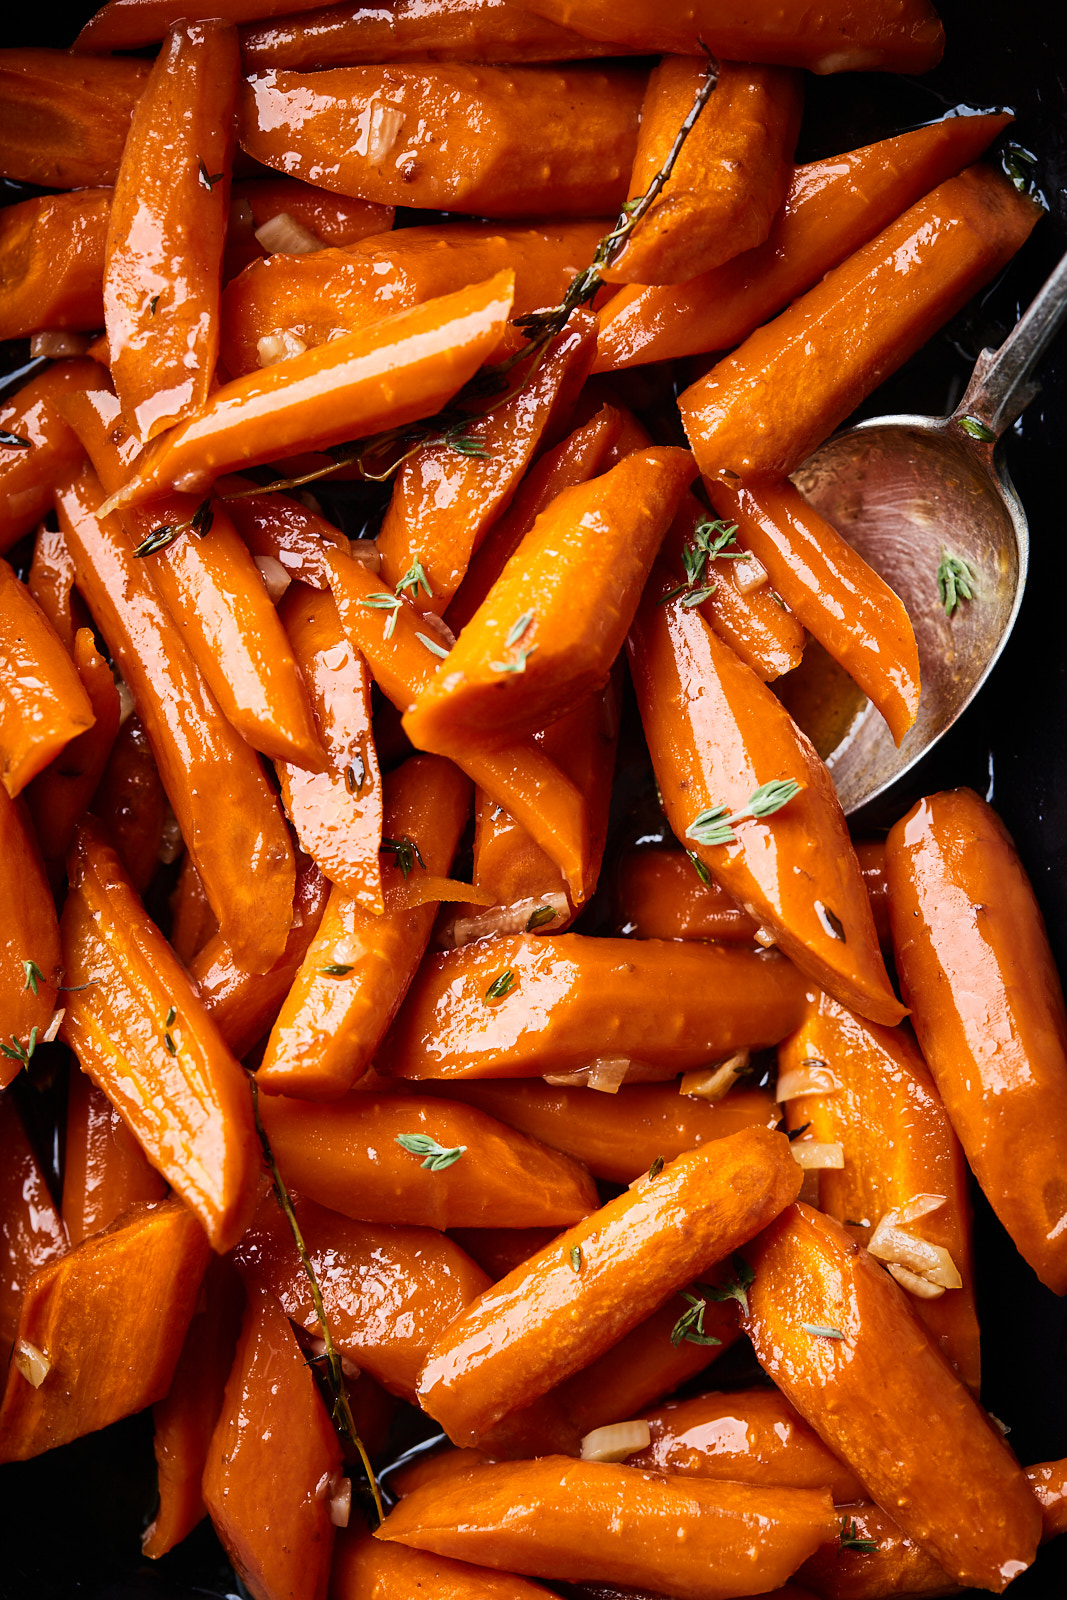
[0,49,150,188]
[0,1094,67,1352]
[0,189,111,340]
[0,559,95,799]
[27,523,80,653]
[169,854,219,965]
[62,1073,168,1249]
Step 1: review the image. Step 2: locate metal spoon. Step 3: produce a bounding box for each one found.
[792,246,1067,816]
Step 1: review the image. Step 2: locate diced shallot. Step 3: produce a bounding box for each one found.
[544,1056,632,1094]
[679,1050,750,1101]
[13,1338,50,1388]
[255,212,326,255]
[776,1060,840,1101]
[790,1141,845,1170]
[579,1420,651,1462]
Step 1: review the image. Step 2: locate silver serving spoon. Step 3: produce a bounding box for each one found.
[792,246,1067,816]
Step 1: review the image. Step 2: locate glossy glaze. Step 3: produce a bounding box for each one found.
[74,0,334,51]
[168,854,219,964]
[0,49,150,187]
[615,848,759,943]
[331,1526,562,1600]
[0,1093,66,1349]
[0,557,95,799]
[0,188,110,340]
[798,1499,956,1599]
[223,479,350,589]
[0,362,111,552]
[0,783,61,1086]
[26,523,79,652]
[62,1073,167,1249]
[90,715,168,894]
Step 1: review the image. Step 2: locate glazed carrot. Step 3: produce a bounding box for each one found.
[232,176,394,248]
[276,584,381,906]
[62,1074,168,1249]
[403,447,695,748]
[377,1456,837,1599]
[0,785,61,1086]
[604,61,802,285]
[105,270,516,509]
[56,463,296,971]
[448,1229,560,1280]
[524,0,944,73]
[679,166,1042,482]
[90,716,168,896]
[378,932,808,1083]
[0,189,110,341]
[0,50,150,188]
[886,787,1067,1295]
[257,753,470,1098]
[334,1527,565,1600]
[1029,1459,1067,1542]
[59,819,260,1254]
[0,1094,66,1352]
[219,222,603,379]
[143,1255,243,1558]
[75,0,356,50]
[238,64,643,215]
[0,559,95,799]
[203,1281,343,1600]
[418,1125,800,1443]
[799,1501,956,1599]
[706,477,920,744]
[223,479,351,589]
[192,855,330,1059]
[743,1202,1041,1591]
[854,839,890,948]
[27,524,79,653]
[595,112,1012,371]
[435,1080,777,1184]
[258,1092,598,1229]
[376,312,597,614]
[629,568,903,1026]
[169,854,219,965]
[0,1196,210,1464]
[234,1193,490,1400]
[0,360,101,554]
[780,990,979,1390]
[616,849,760,943]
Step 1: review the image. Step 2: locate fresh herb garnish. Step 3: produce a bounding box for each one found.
[687,779,801,847]
[660,518,741,605]
[840,1516,879,1554]
[133,497,213,558]
[648,1155,664,1180]
[396,557,433,600]
[416,631,450,660]
[505,610,535,648]
[786,1122,812,1142]
[570,1245,582,1273]
[381,835,425,880]
[164,1032,178,1055]
[702,1255,755,1316]
[149,293,161,317]
[319,963,354,977]
[358,592,403,639]
[485,968,516,1000]
[801,1323,845,1339]
[955,414,997,443]
[490,645,536,675]
[22,960,44,997]
[0,429,32,449]
[198,158,224,191]
[344,757,364,793]
[1,1027,39,1065]
[396,1133,466,1172]
[442,434,490,458]
[669,1289,724,1348]
[525,904,558,932]
[937,550,977,617]
[686,851,712,886]
[165,1006,176,1027]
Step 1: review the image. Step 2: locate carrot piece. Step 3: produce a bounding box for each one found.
[403,447,696,748]
[192,854,330,1059]
[222,478,351,590]
[61,1074,168,1249]
[0,360,102,554]
[743,1202,1041,1591]
[679,165,1042,483]
[377,1455,837,1599]
[27,523,79,653]
[56,463,296,971]
[799,1500,956,1599]
[376,312,597,614]
[258,1092,598,1228]
[234,1193,490,1400]
[75,0,358,51]
[0,189,110,341]
[0,1094,66,1353]
[0,786,61,1086]
[257,753,469,1098]
[333,1527,564,1600]
[418,1125,800,1444]
[523,0,944,73]
[0,558,95,799]
[90,716,168,895]
[169,854,219,965]
[232,175,393,248]
[448,1228,561,1280]
[1029,1459,1067,1543]
[143,1255,244,1558]
[434,1080,777,1184]
[203,1280,342,1600]
[238,64,643,215]
[615,849,759,943]
[106,270,516,510]
[0,49,150,188]
[605,60,801,286]
[276,584,382,908]
[378,931,807,1083]
[854,839,891,950]
[780,990,979,1391]
[59,818,260,1253]
[594,111,1012,372]
[886,787,1067,1294]
[0,1195,210,1464]
[707,476,920,744]
[629,565,904,1026]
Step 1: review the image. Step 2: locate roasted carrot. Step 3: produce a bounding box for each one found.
[169,854,219,965]
[90,716,168,896]
[0,558,95,800]
[0,784,61,1087]
[595,111,1011,371]
[377,1456,837,1599]
[679,165,1042,482]
[605,60,801,285]
[75,0,360,51]
[203,1281,343,1600]
[744,1202,1041,1592]
[523,0,944,73]
[222,477,351,589]
[616,849,760,943]
[448,1228,560,1281]
[629,567,903,1026]
[62,1073,168,1249]
[0,1094,66,1353]
[332,1527,564,1600]
[854,839,891,950]
[800,1500,956,1599]
[234,1193,490,1400]
[0,1196,210,1464]
[887,787,1067,1295]
[1029,1459,1067,1543]
[0,189,110,341]
[238,64,643,216]
[0,360,101,553]
[0,49,150,188]
[55,462,296,971]
[27,523,79,653]
[60,818,260,1253]
[231,177,394,254]
[377,931,808,1083]
[418,1125,800,1443]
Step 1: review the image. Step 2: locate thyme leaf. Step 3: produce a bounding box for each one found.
[396,556,433,600]
[0,1027,39,1065]
[416,631,450,660]
[686,851,712,886]
[525,904,558,932]
[937,550,977,617]
[801,1323,845,1339]
[669,1289,723,1348]
[956,414,996,443]
[396,1133,466,1171]
[485,968,516,1001]
[0,429,32,449]
[700,1255,755,1316]
[687,780,800,847]
[381,835,425,880]
[198,158,224,191]
[319,963,353,977]
[570,1245,582,1272]
[133,497,212,558]
[23,960,44,997]
[505,609,535,648]
[840,1517,879,1554]
[490,644,537,675]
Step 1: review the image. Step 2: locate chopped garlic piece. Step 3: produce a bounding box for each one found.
[790,1141,844,1170]
[734,554,769,594]
[869,1213,962,1290]
[257,329,308,367]
[13,1338,50,1387]
[544,1056,631,1093]
[776,1061,840,1101]
[254,555,291,602]
[579,1420,651,1462]
[886,1262,945,1300]
[679,1050,750,1102]
[255,211,325,255]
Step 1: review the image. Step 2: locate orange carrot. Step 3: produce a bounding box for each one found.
[221,477,351,590]
[854,839,891,950]
[1029,1459,1067,1543]
[0,360,106,554]
[615,849,760,943]
[0,558,95,799]
[232,176,393,249]
[799,1500,957,1599]
[0,1094,66,1353]
[333,1528,564,1600]
[75,0,369,52]
[62,1074,168,1249]
[0,784,61,1086]
[27,523,79,653]
[0,49,150,187]
[90,716,168,896]
[0,189,111,341]
[168,854,219,965]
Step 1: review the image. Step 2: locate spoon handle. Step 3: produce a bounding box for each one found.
[952,245,1067,439]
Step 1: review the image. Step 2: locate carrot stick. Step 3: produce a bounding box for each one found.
[629,566,903,1025]
[232,176,393,249]
[74,0,356,51]
[238,64,644,215]
[799,1500,957,1599]
[56,462,297,971]
[27,524,80,653]
[0,360,102,554]
[59,818,260,1253]
[679,165,1043,482]
[418,1125,800,1443]
[62,1073,168,1249]
[605,60,802,286]
[168,854,219,965]
[0,558,95,799]
[0,785,61,1087]
[90,716,168,896]
[221,477,351,590]
[333,1528,562,1600]
[1029,1459,1067,1543]
[743,1202,1042,1591]
[0,49,150,188]
[0,1094,66,1353]
[257,753,470,1099]
[886,787,1067,1295]
[378,932,808,1083]
[615,849,759,943]
[202,1281,343,1600]
[377,1455,837,1599]
[0,189,110,341]
[0,1196,210,1464]
[594,111,1012,372]
[854,839,891,950]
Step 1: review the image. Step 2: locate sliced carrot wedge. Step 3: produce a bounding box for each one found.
[169,854,219,965]
[0,360,103,554]
[62,1074,168,1249]
[89,715,168,895]
[0,1094,66,1353]
[615,848,759,942]
[0,783,61,1086]
[27,522,80,653]
[0,49,150,188]
[799,1499,956,1599]
[0,188,110,341]
[0,557,95,799]
[332,1527,563,1600]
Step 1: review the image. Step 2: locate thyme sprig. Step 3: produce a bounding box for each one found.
[1,1027,38,1065]
[688,779,801,848]
[381,835,425,879]
[670,1289,723,1349]
[396,1133,466,1172]
[840,1516,879,1554]
[937,549,977,617]
[134,497,213,558]
[660,518,741,606]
